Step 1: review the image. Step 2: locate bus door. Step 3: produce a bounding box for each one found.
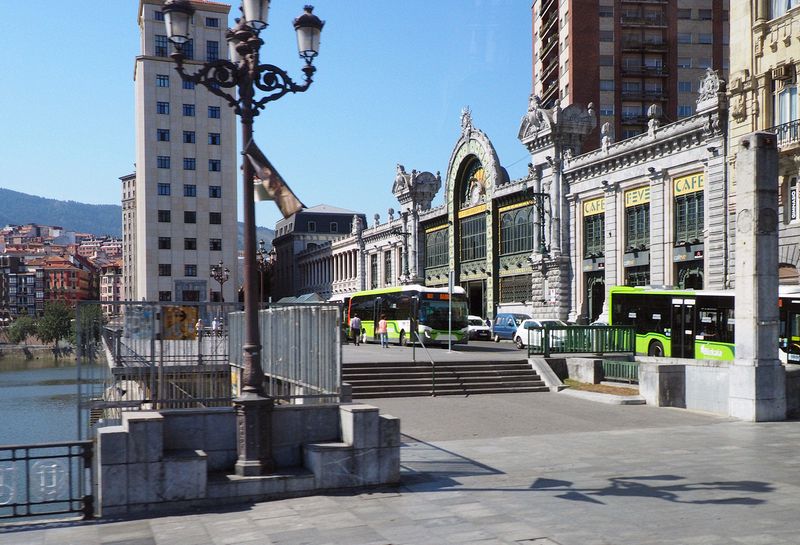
[671,298,696,358]
[372,297,383,341]
[779,297,800,363]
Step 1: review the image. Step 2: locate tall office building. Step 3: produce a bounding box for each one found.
[127,0,238,303]
[532,0,729,149]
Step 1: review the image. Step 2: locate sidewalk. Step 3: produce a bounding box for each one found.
[3,393,799,544]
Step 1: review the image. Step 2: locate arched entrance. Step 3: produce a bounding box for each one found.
[677,262,703,289]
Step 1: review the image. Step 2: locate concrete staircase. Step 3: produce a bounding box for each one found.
[343,360,550,398]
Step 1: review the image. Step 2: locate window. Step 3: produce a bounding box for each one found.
[583,214,605,258]
[499,275,532,304]
[308,221,316,232]
[183,131,195,144]
[677,57,692,68]
[698,33,713,45]
[184,184,197,197]
[209,185,222,198]
[625,265,650,287]
[699,9,712,20]
[370,254,378,289]
[677,33,692,44]
[184,238,197,250]
[600,80,614,91]
[158,291,171,301]
[157,128,170,142]
[158,264,172,276]
[678,81,693,93]
[460,214,486,262]
[599,55,613,67]
[210,238,222,251]
[185,265,197,277]
[674,192,704,244]
[500,206,534,255]
[156,74,169,87]
[158,210,171,222]
[425,229,448,268]
[206,40,219,61]
[599,6,613,17]
[154,10,164,21]
[182,104,195,117]
[622,128,642,139]
[678,105,693,118]
[208,106,220,118]
[698,58,712,69]
[158,237,171,250]
[774,84,798,126]
[771,0,800,19]
[209,212,222,224]
[183,80,195,90]
[330,222,338,233]
[183,39,194,60]
[206,17,219,27]
[157,183,171,196]
[184,158,196,170]
[157,101,170,114]
[208,133,221,145]
[599,31,613,42]
[209,159,221,172]
[155,35,169,57]
[157,156,171,169]
[677,8,691,19]
[383,251,393,286]
[184,211,197,223]
[600,105,614,116]
[625,203,650,252]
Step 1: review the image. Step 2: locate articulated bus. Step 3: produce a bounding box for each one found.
[347,285,469,346]
[608,285,800,362]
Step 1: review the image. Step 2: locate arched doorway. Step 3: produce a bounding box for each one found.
[586,272,605,323]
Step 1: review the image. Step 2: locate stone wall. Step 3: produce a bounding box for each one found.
[96,404,400,517]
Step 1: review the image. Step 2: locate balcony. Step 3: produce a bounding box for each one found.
[621,114,649,125]
[622,40,668,52]
[621,65,668,77]
[767,119,800,148]
[620,15,666,27]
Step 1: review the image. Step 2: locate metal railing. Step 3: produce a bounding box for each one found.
[412,331,439,396]
[0,440,93,521]
[767,119,800,147]
[602,360,640,383]
[228,303,342,402]
[526,326,636,357]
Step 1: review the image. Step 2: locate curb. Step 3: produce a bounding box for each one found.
[559,388,646,405]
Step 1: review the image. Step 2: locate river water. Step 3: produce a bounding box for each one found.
[0,357,85,445]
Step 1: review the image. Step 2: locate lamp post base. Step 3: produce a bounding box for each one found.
[234,391,275,476]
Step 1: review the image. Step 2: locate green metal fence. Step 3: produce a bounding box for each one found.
[601,360,639,383]
[525,326,635,358]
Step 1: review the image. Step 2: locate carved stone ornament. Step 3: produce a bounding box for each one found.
[601,122,612,153]
[730,94,747,123]
[697,67,722,104]
[460,106,473,134]
[519,94,550,139]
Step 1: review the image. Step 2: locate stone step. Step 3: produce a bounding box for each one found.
[347,377,546,388]
[353,386,551,399]
[343,369,538,381]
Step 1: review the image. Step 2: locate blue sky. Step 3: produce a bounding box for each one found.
[0,1,533,230]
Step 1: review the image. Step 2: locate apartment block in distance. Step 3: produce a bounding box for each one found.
[128,0,238,303]
[532,0,729,149]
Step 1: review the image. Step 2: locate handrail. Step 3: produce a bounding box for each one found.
[413,331,437,396]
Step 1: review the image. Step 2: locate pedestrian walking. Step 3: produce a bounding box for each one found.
[211,317,219,336]
[195,318,204,337]
[378,314,389,348]
[349,314,362,346]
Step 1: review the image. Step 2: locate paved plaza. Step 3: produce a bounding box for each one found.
[3,392,800,545]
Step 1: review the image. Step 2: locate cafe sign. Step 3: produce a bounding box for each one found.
[583,197,605,216]
[673,172,704,196]
[624,186,650,207]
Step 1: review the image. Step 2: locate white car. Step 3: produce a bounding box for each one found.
[467,315,492,341]
[514,319,568,349]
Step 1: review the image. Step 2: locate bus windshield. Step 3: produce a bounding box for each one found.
[418,297,468,330]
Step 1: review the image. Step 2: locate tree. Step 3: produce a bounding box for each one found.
[36,301,73,349]
[71,303,105,358]
[8,315,37,345]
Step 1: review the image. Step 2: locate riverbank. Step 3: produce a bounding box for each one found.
[0,344,76,367]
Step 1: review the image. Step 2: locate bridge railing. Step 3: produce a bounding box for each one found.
[525,326,636,357]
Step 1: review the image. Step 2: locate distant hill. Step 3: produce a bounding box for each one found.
[0,187,274,246]
[0,188,122,237]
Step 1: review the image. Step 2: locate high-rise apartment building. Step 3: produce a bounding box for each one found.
[126,0,238,303]
[532,0,729,148]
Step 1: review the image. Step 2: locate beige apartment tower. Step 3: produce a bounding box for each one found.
[126,0,238,303]
[532,0,729,150]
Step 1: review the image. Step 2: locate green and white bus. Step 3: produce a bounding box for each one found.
[608,285,800,362]
[347,285,469,346]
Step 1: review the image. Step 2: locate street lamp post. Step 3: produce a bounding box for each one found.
[209,260,230,302]
[163,0,324,476]
[391,211,412,284]
[255,239,268,303]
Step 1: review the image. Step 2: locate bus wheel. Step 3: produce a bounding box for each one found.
[515,336,524,349]
[493,334,500,343]
[648,341,664,357]
[399,331,406,346]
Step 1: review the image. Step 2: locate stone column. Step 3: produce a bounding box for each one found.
[648,170,666,286]
[729,132,786,421]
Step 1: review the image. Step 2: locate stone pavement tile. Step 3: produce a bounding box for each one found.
[209,528,274,545]
[252,515,314,533]
[264,527,322,545]
[0,530,46,545]
[321,524,390,545]
[372,522,438,545]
